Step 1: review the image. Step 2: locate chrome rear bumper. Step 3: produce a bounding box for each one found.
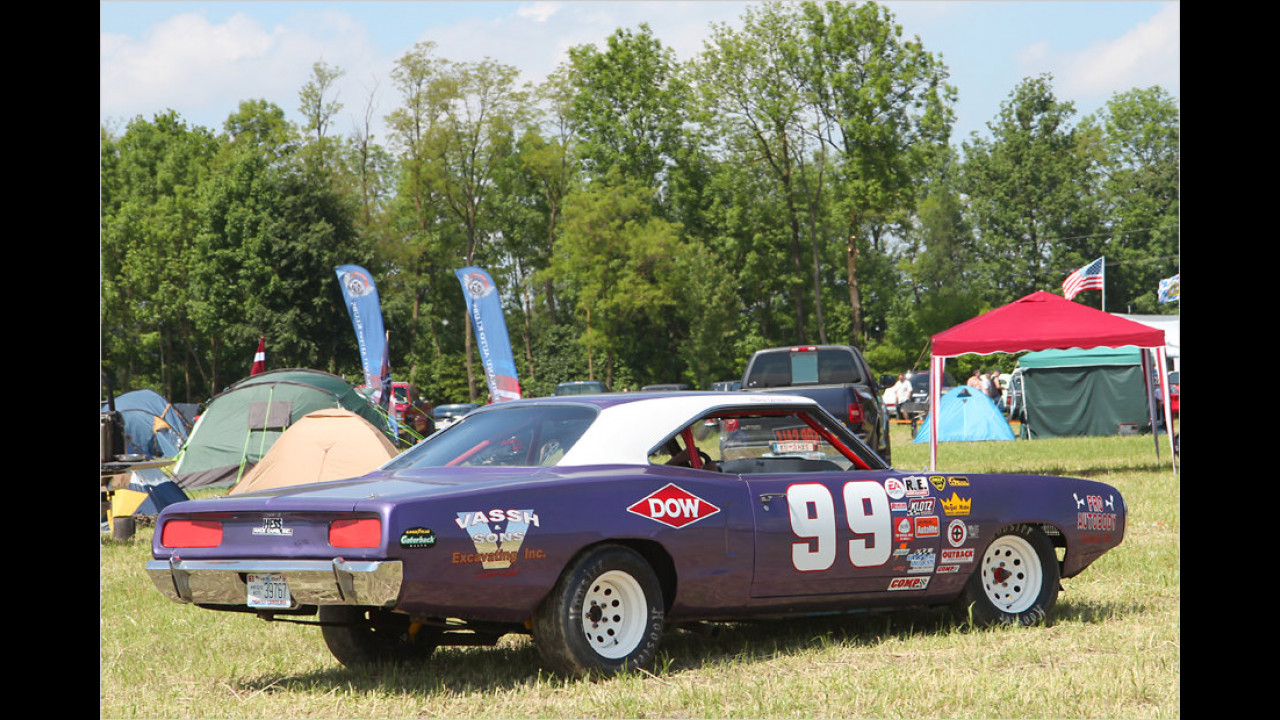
[145,557,403,608]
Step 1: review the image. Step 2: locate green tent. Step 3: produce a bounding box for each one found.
[1018,347,1147,439]
[172,368,394,489]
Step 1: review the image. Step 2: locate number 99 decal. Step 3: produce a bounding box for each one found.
[788,481,891,572]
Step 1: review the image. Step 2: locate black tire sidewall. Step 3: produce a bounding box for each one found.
[533,545,664,677]
[961,525,1060,627]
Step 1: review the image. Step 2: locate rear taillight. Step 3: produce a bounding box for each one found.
[848,403,865,425]
[723,418,739,431]
[161,519,223,548]
[329,518,382,548]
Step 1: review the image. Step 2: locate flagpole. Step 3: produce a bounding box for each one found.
[1101,256,1106,312]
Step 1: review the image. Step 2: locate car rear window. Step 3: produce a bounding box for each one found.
[744,349,862,387]
[385,404,598,468]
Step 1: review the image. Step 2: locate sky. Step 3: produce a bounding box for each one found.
[100,1,1179,145]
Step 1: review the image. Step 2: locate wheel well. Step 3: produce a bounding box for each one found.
[998,522,1068,567]
[579,539,678,614]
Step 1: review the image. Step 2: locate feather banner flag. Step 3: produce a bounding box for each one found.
[334,264,388,393]
[456,266,522,403]
[1062,257,1104,300]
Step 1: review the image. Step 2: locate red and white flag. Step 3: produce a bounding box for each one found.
[250,336,266,375]
[1062,257,1104,300]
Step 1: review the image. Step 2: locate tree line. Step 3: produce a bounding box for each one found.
[100,1,1179,407]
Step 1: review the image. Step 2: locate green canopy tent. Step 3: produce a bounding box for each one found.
[172,368,394,489]
[1018,347,1148,439]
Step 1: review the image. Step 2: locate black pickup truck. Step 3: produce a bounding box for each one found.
[735,345,891,464]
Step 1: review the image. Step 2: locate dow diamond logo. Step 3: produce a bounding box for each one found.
[627,483,721,528]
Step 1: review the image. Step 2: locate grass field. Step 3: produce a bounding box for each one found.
[100,423,1179,718]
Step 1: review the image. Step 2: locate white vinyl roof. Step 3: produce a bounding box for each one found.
[556,393,818,467]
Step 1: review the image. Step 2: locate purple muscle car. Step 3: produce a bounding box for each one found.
[147,392,1125,676]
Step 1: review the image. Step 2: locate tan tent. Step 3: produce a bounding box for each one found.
[228,409,398,495]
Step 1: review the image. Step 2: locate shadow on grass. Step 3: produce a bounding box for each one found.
[237,599,1133,695]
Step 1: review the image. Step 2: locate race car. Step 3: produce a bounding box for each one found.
[146,392,1125,677]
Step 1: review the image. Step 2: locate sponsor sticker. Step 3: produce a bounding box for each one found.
[399,527,436,549]
[902,476,931,497]
[888,576,930,591]
[940,492,971,517]
[884,477,906,499]
[627,484,721,528]
[894,516,915,542]
[453,508,540,569]
[947,519,969,547]
[914,516,940,538]
[941,547,975,563]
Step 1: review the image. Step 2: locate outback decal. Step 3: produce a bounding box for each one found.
[399,527,437,549]
[941,547,975,563]
[454,509,540,569]
[628,483,721,528]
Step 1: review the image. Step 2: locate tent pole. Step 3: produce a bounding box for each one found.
[929,355,943,471]
[1156,347,1176,473]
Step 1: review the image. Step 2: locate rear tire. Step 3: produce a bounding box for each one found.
[955,525,1059,626]
[532,544,664,677]
[319,606,439,666]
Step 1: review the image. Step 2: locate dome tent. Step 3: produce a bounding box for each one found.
[228,409,398,495]
[100,389,194,459]
[172,368,394,489]
[912,386,1016,444]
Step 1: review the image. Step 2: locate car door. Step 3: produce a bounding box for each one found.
[747,469,934,597]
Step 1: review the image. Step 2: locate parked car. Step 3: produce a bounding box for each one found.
[709,380,742,392]
[740,345,891,464]
[431,403,478,430]
[356,382,434,434]
[146,392,1126,677]
[554,381,611,396]
[641,383,689,391]
[1166,370,1179,416]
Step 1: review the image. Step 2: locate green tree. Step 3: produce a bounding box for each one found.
[962,74,1100,305]
[1079,86,1179,312]
[793,0,955,344]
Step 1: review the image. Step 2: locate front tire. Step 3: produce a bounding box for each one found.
[956,525,1059,626]
[531,544,664,677]
[319,606,439,666]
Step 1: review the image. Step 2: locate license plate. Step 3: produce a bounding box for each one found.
[246,573,292,609]
[771,440,818,454]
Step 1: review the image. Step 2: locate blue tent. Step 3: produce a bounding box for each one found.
[101,389,194,459]
[913,386,1015,443]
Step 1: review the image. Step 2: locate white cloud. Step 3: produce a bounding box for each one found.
[1038,3,1180,102]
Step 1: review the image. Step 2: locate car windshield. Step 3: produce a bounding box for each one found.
[385,404,598,469]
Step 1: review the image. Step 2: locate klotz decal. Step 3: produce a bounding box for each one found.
[628,483,721,528]
[399,527,437,549]
[454,509,539,569]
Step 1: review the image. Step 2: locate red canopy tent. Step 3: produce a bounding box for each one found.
[927,291,1175,470]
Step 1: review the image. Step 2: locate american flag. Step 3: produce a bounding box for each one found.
[250,336,266,375]
[1062,257,1104,300]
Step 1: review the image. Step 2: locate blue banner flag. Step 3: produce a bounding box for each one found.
[456,266,522,402]
[335,264,387,392]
